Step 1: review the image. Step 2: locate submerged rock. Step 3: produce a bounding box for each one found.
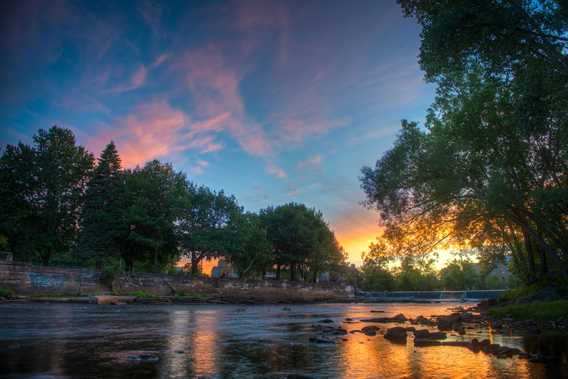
[362,313,407,323]
[361,326,380,336]
[309,337,335,344]
[127,354,160,363]
[412,315,436,326]
[318,319,334,324]
[384,327,408,343]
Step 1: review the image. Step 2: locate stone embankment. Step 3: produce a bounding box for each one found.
[0,262,354,304]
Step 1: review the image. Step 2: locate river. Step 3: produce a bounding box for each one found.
[0,302,563,378]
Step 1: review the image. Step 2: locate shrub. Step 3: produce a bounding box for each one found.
[0,287,14,298]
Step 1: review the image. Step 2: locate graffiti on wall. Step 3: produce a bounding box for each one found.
[28,272,67,288]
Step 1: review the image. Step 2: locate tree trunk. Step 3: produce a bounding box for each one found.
[276,264,281,280]
[290,262,296,281]
[153,248,159,271]
[191,252,200,276]
[523,231,537,283]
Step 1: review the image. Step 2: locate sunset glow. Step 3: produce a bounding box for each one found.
[0,1,435,264]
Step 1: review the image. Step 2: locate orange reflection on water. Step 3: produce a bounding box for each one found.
[336,304,544,379]
[190,310,218,376]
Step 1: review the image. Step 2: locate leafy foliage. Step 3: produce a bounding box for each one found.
[360,0,568,287]
[0,126,94,264]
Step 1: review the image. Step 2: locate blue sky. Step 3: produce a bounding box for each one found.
[0,0,435,264]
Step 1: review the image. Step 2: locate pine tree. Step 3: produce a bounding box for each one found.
[76,141,125,269]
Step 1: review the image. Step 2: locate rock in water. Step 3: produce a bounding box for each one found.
[384,327,408,343]
[361,326,380,336]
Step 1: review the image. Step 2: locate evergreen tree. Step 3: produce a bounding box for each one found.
[76,142,125,269]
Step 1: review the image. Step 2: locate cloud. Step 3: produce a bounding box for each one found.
[174,47,272,156]
[298,154,323,170]
[87,101,224,167]
[190,159,209,175]
[266,162,287,179]
[106,65,147,93]
[235,0,290,29]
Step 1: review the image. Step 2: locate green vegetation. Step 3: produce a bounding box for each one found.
[360,1,568,290]
[0,127,346,281]
[174,291,210,300]
[499,284,543,303]
[127,290,160,299]
[489,300,568,321]
[0,287,14,298]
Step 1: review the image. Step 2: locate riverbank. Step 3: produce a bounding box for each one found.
[0,261,355,304]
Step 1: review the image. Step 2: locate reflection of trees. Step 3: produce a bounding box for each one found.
[217,340,317,377]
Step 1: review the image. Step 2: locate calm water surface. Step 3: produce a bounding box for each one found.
[0,302,562,378]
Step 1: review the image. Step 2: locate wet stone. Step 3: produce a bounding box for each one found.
[127,354,160,363]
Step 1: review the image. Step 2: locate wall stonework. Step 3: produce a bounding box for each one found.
[0,262,104,295]
[0,262,354,301]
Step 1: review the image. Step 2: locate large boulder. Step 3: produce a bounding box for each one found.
[361,326,380,336]
[384,327,408,343]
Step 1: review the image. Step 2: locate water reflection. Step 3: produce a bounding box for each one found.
[0,303,564,378]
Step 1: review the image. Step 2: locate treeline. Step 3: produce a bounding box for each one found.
[0,127,346,280]
[357,251,514,292]
[361,1,568,287]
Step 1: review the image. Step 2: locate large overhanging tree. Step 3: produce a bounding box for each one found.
[361,0,568,284]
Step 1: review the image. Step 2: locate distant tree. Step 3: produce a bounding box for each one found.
[439,258,481,291]
[226,212,273,279]
[120,160,187,272]
[177,186,240,276]
[0,126,94,264]
[76,142,125,269]
[260,203,340,281]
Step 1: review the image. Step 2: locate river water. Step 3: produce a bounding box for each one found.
[0,302,563,378]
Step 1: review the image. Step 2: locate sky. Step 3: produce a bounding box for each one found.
[0,0,435,265]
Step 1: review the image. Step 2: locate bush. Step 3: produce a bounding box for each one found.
[128,290,159,299]
[500,284,542,302]
[489,300,568,321]
[0,287,14,298]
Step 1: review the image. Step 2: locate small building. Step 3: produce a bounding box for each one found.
[211,259,239,279]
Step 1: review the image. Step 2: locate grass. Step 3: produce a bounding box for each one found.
[499,284,542,302]
[127,290,160,299]
[174,291,210,300]
[0,287,14,298]
[489,300,568,321]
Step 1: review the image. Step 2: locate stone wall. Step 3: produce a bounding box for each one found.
[0,262,355,301]
[0,262,104,295]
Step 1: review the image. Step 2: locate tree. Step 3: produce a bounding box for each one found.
[0,126,94,264]
[439,259,481,291]
[226,212,273,279]
[360,1,568,286]
[177,186,240,276]
[120,160,187,272]
[260,203,341,281]
[76,142,125,268]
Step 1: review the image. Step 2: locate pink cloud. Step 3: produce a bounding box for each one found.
[87,101,224,168]
[235,0,290,29]
[106,65,147,93]
[298,154,323,169]
[266,162,287,179]
[190,159,209,175]
[173,47,272,156]
[279,117,347,144]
